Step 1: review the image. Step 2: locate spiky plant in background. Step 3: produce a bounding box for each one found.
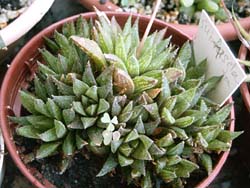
[10,11,242,188]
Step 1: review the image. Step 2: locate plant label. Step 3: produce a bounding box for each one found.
[193,10,246,106]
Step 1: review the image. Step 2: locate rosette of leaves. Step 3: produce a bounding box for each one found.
[10,10,242,188]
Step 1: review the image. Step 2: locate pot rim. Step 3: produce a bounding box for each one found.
[77,0,250,41]
[239,45,250,112]
[0,11,235,188]
[0,0,55,48]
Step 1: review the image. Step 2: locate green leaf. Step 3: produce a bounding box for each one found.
[186,59,207,79]
[97,99,110,115]
[44,36,59,53]
[104,54,127,72]
[67,120,84,129]
[62,132,75,156]
[133,160,146,176]
[139,135,154,150]
[217,130,243,143]
[142,170,152,188]
[38,62,56,76]
[115,34,127,62]
[174,116,194,128]
[39,128,57,142]
[34,99,51,117]
[63,108,75,125]
[207,139,231,152]
[71,36,107,71]
[167,141,185,156]
[72,78,89,97]
[143,103,160,120]
[200,153,213,175]
[96,21,113,53]
[46,99,62,120]
[180,0,194,7]
[20,90,37,114]
[96,154,118,177]
[40,48,59,72]
[9,116,30,126]
[133,76,158,94]
[85,86,98,102]
[156,133,174,148]
[132,143,152,160]
[158,73,170,105]
[86,104,98,116]
[76,133,88,150]
[72,101,86,116]
[126,55,139,77]
[87,127,103,146]
[54,120,67,138]
[34,75,47,101]
[206,103,232,125]
[203,76,222,94]
[45,76,58,96]
[161,107,175,125]
[26,115,54,131]
[118,153,134,167]
[16,126,40,139]
[160,169,177,183]
[171,126,188,140]
[51,76,74,95]
[111,138,124,153]
[81,117,97,129]
[198,0,219,13]
[52,95,75,109]
[167,155,182,166]
[82,62,97,86]
[119,143,133,157]
[124,129,139,143]
[176,41,191,69]
[134,116,145,134]
[36,142,61,159]
[139,48,153,74]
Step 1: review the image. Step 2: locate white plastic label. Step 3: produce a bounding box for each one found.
[193,10,246,106]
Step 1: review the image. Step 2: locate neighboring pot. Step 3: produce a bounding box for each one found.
[0,11,235,188]
[78,0,250,41]
[239,45,250,112]
[0,0,55,63]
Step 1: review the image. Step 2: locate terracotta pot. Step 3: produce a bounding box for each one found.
[0,0,55,64]
[78,0,250,41]
[239,45,250,112]
[0,12,235,188]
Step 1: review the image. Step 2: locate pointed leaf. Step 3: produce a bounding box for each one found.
[118,153,134,167]
[54,120,67,138]
[96,154,118,177]
[16,126,40,139]
[81,117,98,129]
[36,142,61,159]
[73,101,86,116]
[52,95,75,109]
[39,128,57,142]
[46,99,62,120]
[71,36,107,71]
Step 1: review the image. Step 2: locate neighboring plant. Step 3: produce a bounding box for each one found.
[111,0,230,24]
[10,11,242,187]
[221,1,250,81]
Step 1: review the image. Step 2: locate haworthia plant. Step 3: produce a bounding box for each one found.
[10,11,242,188]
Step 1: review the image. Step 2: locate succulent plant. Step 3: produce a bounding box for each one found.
[10,11,242,187]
